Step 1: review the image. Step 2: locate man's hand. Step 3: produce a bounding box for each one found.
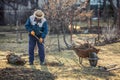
[31,31,35,36]
[39,38,43,43]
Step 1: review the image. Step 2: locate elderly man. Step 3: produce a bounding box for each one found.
[25,10,48,65]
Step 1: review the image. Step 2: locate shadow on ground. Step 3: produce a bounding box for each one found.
[0,67,56,80]
[80,66,116,79]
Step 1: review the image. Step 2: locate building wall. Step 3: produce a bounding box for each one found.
[4,3,31,25]
[2,0,45,25]
[0,2,4,25]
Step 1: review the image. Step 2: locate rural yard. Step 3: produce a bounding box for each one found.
[0,0,120,80]
[0,32,120,80]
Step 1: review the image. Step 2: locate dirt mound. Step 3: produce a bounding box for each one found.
[6,53,26,65]
[0,67,55,80]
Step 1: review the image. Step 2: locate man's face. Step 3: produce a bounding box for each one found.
[35,18,41,23]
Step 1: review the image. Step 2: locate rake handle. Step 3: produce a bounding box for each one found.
[34,35,39,40]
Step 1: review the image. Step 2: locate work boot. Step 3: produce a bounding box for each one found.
[29,62,34,65]
[40,62,46,65]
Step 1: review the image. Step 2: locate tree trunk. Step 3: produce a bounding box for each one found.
[117,0,120,25]
[57,32,61,52]
[108,0,118,26]
[62,25,71,49]
[118,0,120,34]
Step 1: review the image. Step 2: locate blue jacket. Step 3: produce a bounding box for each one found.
[25,15,48,39]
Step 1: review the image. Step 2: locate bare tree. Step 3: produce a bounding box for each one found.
[102,0,119,27]
[41,0,92,50]
[101,0,120,39]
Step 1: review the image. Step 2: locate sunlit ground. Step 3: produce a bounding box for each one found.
[0,32,120,80]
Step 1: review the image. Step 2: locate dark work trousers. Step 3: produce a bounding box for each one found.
[28,34,45,63]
